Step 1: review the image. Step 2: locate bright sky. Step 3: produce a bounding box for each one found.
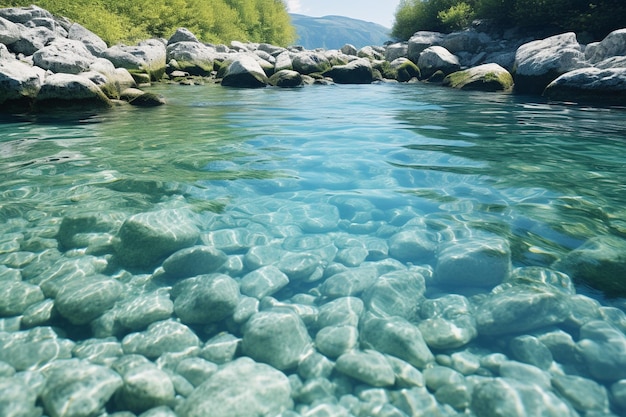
[286,0,401,28]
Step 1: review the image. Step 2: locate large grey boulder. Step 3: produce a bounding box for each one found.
[176,357,292,417]
[242,309,313,370]
[322,58,373,84]
[103,40,166,81]
[268,69,304,87]
[408,31,444,62]
[442,29,491,54]
[166,41,216,76]
[442,63,514,92]
[292,51,331,75]
[10,26,57,56]
[513,32,587,94]
[88,58,136,98]
[33,39,95,74]
[586,28,626,64]
[168,27,200,45]
[67,23,107,56]
[418,46,461,79]
[0,5,53,24]
[113,209,200,268]
[0,16,20,45]
[385,42,408,62]
[221,54,269,88]
[41,360,123,417]
[543,67,626,106]
[35,73,112,107]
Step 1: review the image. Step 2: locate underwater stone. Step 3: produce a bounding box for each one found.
[320,266,379,298]
[315,325,359,359]
[611,380,626,411]
[362,269,425,319]
[577,320,626,382]
[553,235,626,297]
[390,386,445,417]
[335,246,369,267]
[0,377,40,417]
[297,351,334,380]
[450,351,481,375]
[317,297,364,328]
[54,277,122,325]
[172,274,240,325]
[244,245,286,270]
[240,265,289,299]
[552,374,609,413]
[232,296,259,324]
[199,333,240,365]
[388,228,436,263]
[423,366,465,392]
[122,320,201,359]
[470,378,575,417]
[138,406,177,417]
[361,315,434,369]
[505,266,575,294]
[72,338,123,365]
[435,381,472,411]
[418,316,477,350]
[201,228,267,254]
[0,327,73,371]
[475,286,570,335]
[435,235,511,288]
[509,335,553,370]
[335,350,395,387]
[175,358,218,388]
[276,252,324,282]
[41,360,123,417]
[386,355,425,388]
[176,357,292,417]
[162,245,228,279]
[115,364,175,414]
[242,309,313,371]
[114,209,200,268]
[116,292,174,331]
[499,361,551,390]
[56,212,123,250]
[536,329,579,365]
[0,280,44,316]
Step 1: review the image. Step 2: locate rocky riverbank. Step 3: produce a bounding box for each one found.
[1,5,625,112]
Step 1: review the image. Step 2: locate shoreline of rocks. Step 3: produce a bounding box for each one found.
[1,5,625,112]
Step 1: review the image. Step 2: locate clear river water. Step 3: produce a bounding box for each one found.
[1,82,626,416]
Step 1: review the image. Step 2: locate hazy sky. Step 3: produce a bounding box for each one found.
[286,0,401,28]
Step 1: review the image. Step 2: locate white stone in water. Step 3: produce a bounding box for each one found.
[475,286,570,335]
[552,374,609,413]
[509,335,553,370]
[172,274,240,325]
[0,327,73,371]
[386,355,425,388]
[41,360,123,417]
[388,228,436,263]
[116,292,174,331]
[577,320,626,382]
[320,266,379,298]
[54,277,123,325]
[297,352,334,380]
[176,357,292,417]
[361,315,434,369]
[115,364,175,413]
[201,228,267,254]
[114,209,200,268]
[276,252,324,282]
[200,333,240,365]
[317,297,364,328]
[315,325,359,359]
[122,320,201,359]
[242,309,313,371]
[362,269,425,319]
[0,280,44,316]
[162,245,228,279]
[335,350,396,387]
[176,358,218,388]
[0,377,39,417]
[498,361,551,390]
[470,378,575,417]
[240,265,289,299]
[434,235,511,288]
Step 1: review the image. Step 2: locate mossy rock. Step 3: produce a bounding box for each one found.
[396,60,421,82]
[443,63,513,92]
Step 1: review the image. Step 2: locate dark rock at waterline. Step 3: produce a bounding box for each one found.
[553,235,626,297]
[269,69,304,87]
[35,73,112,107]
[322,58,373,84]
[543,67,626,105]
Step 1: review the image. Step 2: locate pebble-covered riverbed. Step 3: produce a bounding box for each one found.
[1,83,626,417]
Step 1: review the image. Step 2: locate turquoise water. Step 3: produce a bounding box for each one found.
[2,82,626,415]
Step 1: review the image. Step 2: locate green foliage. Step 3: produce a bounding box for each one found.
[3,0,296,46]
[438,2,475,31]
[392,0,625,40]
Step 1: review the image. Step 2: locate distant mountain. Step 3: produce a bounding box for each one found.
[289,14,392,50]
